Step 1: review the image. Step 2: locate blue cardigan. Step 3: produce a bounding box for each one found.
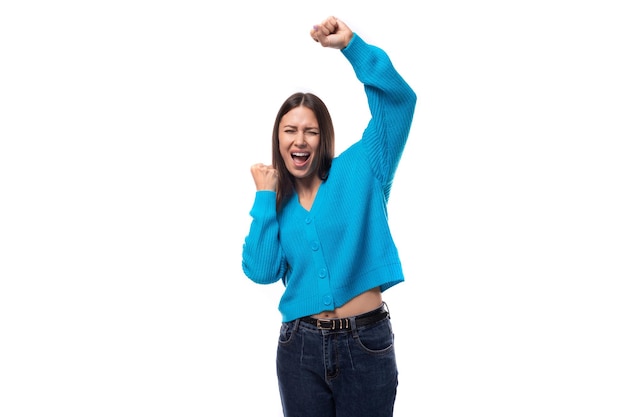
[242,34,417,322]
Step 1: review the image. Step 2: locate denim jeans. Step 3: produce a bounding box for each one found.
[276,309,398,417]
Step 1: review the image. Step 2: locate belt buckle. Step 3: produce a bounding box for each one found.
[316,318,348,330]
[316,319,334,330]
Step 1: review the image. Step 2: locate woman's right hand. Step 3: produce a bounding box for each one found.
[250,163,278,191]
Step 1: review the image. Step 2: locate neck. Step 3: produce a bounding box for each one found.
[295,175,322,195]
[295,176,322,211]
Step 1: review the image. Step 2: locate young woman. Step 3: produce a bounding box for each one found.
[242,16,417,417]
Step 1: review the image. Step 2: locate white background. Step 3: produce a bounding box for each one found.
[1,1,625,416]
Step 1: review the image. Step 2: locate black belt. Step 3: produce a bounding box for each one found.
[300,305,389,330]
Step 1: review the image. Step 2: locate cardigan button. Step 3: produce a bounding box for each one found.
[311,241,320,251]
[318,268,327,278]
[323,295,332,305]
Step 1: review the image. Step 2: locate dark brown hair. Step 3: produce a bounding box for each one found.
[272,92,335,211]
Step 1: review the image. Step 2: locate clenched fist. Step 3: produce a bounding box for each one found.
[250,163,278,191]
[310,16,353,50]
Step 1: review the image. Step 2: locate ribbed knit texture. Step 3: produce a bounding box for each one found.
[242,34,417,322]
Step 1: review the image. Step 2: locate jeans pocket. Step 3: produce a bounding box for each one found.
[355,318,394,354]
[278,321,296,345]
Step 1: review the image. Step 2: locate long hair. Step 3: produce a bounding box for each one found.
[272,92,335,211]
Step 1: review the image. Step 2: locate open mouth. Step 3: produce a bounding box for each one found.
[291,152,311,166]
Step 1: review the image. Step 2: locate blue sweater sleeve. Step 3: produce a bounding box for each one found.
[342,34,417,199]
[241,191,287,284]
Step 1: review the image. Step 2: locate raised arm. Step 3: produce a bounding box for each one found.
[312,16,417,194]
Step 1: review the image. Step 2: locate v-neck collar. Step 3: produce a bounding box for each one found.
[295,180,324,213]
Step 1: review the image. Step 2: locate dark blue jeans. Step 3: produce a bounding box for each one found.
[276,309,398,417]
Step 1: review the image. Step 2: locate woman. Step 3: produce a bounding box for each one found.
[242,16,416,417]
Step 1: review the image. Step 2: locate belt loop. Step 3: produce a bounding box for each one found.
[350,316,358,337]
[294,318,301,332]
[382,301,390,318]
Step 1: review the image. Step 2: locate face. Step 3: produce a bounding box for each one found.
[278,106,320,180]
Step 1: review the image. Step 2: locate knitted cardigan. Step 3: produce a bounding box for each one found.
[242,33,417,322]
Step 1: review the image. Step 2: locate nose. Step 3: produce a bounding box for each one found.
[294,132,306,146]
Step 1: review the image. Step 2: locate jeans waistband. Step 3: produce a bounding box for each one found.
[299,304,389,331]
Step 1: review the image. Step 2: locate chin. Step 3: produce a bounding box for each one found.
[290,170,313,180]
